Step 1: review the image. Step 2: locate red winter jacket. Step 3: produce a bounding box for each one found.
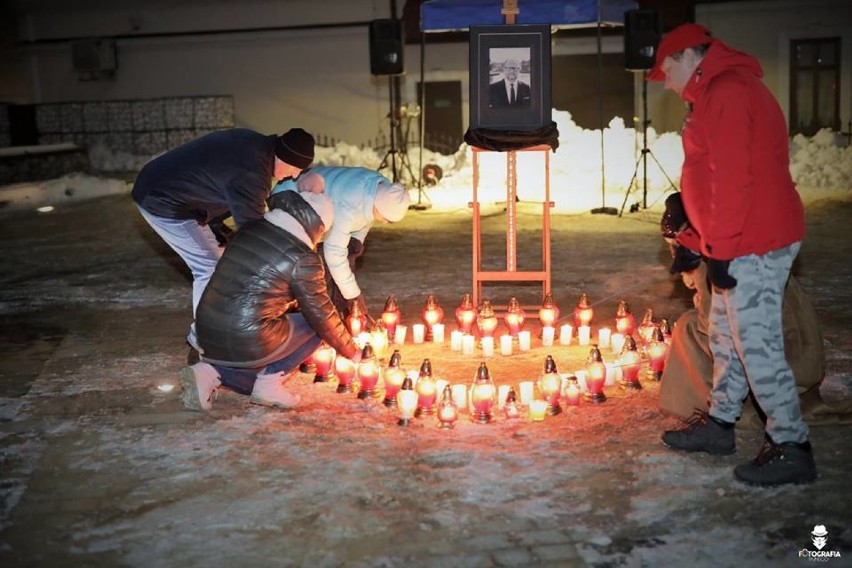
[676,39,804,260]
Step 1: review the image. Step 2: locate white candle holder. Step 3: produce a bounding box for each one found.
[481,336,495,357]
[598,327,612,349]
[393,324,407,345]
[497,384,510,409]
[610,333,625,354]
[432,323,445,344]
[450,330,463,351]
[578,326,591,346]
[559,324,573,345]
[412,324,426,344]
[574,370,588,392]
[451,384,467,410]
[500,335,513,356]
[518,330,532,352]
[462,334,475,356]
[542,326,555,347]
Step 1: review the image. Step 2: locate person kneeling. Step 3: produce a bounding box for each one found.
[179,188,361,410]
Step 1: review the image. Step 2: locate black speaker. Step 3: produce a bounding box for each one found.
[369,19,404,76]
[624,9,661,71]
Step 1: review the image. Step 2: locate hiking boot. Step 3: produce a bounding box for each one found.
[662,410,736,455]
[251,371,301,409]
[179,363,221,411]
[734,437,817,487]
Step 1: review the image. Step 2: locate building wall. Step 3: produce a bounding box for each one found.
[646,0,852,135]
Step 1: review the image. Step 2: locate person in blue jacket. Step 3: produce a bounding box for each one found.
[132,127,315,357]
[273,166,410,319]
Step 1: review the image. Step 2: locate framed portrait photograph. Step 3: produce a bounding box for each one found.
[469,24,552,131]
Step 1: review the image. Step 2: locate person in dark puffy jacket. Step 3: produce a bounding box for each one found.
[179,189,360,411]
[132,127,315,357]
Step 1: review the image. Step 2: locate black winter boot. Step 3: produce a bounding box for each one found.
[733,437,817,487]
[662,410,736,455]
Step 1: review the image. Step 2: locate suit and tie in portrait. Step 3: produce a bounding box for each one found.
[488,59,532,108]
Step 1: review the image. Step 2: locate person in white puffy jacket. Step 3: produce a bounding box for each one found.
[272,166,410,319]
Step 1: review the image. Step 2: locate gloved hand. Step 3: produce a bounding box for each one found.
[347,238,365,271]
[707,258,737,289]
[661,192,689,239]
[669,244,702,275]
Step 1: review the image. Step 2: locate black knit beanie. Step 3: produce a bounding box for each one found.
[274,128,315,169]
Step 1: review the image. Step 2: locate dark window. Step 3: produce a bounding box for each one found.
[790,37,840,136]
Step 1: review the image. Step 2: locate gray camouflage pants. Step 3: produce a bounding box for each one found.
[708,242,808,444]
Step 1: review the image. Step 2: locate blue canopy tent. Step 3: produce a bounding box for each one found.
[418,0,637,212]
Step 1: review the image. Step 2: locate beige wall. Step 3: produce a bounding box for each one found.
[645,0,852,134]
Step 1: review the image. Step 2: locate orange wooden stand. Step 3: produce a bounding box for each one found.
[469,145,553,308]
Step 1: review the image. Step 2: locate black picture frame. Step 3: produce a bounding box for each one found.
[469,24,552,132]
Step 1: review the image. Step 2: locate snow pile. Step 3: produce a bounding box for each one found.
[790,128,852,189]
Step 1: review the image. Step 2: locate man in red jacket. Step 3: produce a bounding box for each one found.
[649,24,816,486]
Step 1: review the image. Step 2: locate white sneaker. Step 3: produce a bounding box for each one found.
[179,363,221,411]
[250,371,301,409]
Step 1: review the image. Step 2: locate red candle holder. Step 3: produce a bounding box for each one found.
[503,386,521,418]
[382,350,405,407]
[646,326,668,381]
[504,297,526,338]
[638,308,656,345]
[455,293,477,335]
[537,355,563,416]
[470,362,496,424]
[618,335,642,390]
[477,299,498,339]
[421,294,444,342]
[380,295,401,340]
[334,356,356,393]
[615,299,636,337]
[538,292,560,332]
[573,293,594,328]
[313,344,336,383]
[414,359,437,416]
[585,345,607,403]
[436,385,459,429]
[356,343,380,399]
[347,300,368,337]
[564,376,581,406]
[659,317,673,344]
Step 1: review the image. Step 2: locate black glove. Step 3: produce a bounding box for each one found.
[661,192,689,239]
[670,244,702,275]
[347,238,365,271]
[208,214,235,246]
[707,259,737,289]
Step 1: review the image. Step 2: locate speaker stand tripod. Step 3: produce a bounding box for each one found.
[377,75,429,209]
[619,71,678,216]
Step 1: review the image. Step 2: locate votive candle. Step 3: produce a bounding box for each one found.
[559,324,573,345]
[578,325,591,346]
[462,334,475,356]
[518,330,532,352]
[412,324,426,344]
[529,400,547,421]
[481,337,495,357]
[500,334,513,356]
[598,327,612,349]
[394,324,407,345]
[498,384,510,408]
[432,323,445,344]
[610,333,625,354]
[574,370,588,392]
[451,384,467,410]
[450,330,463,351]
[542,326,555,347]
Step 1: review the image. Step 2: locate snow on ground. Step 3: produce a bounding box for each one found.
[1,109,850,215]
